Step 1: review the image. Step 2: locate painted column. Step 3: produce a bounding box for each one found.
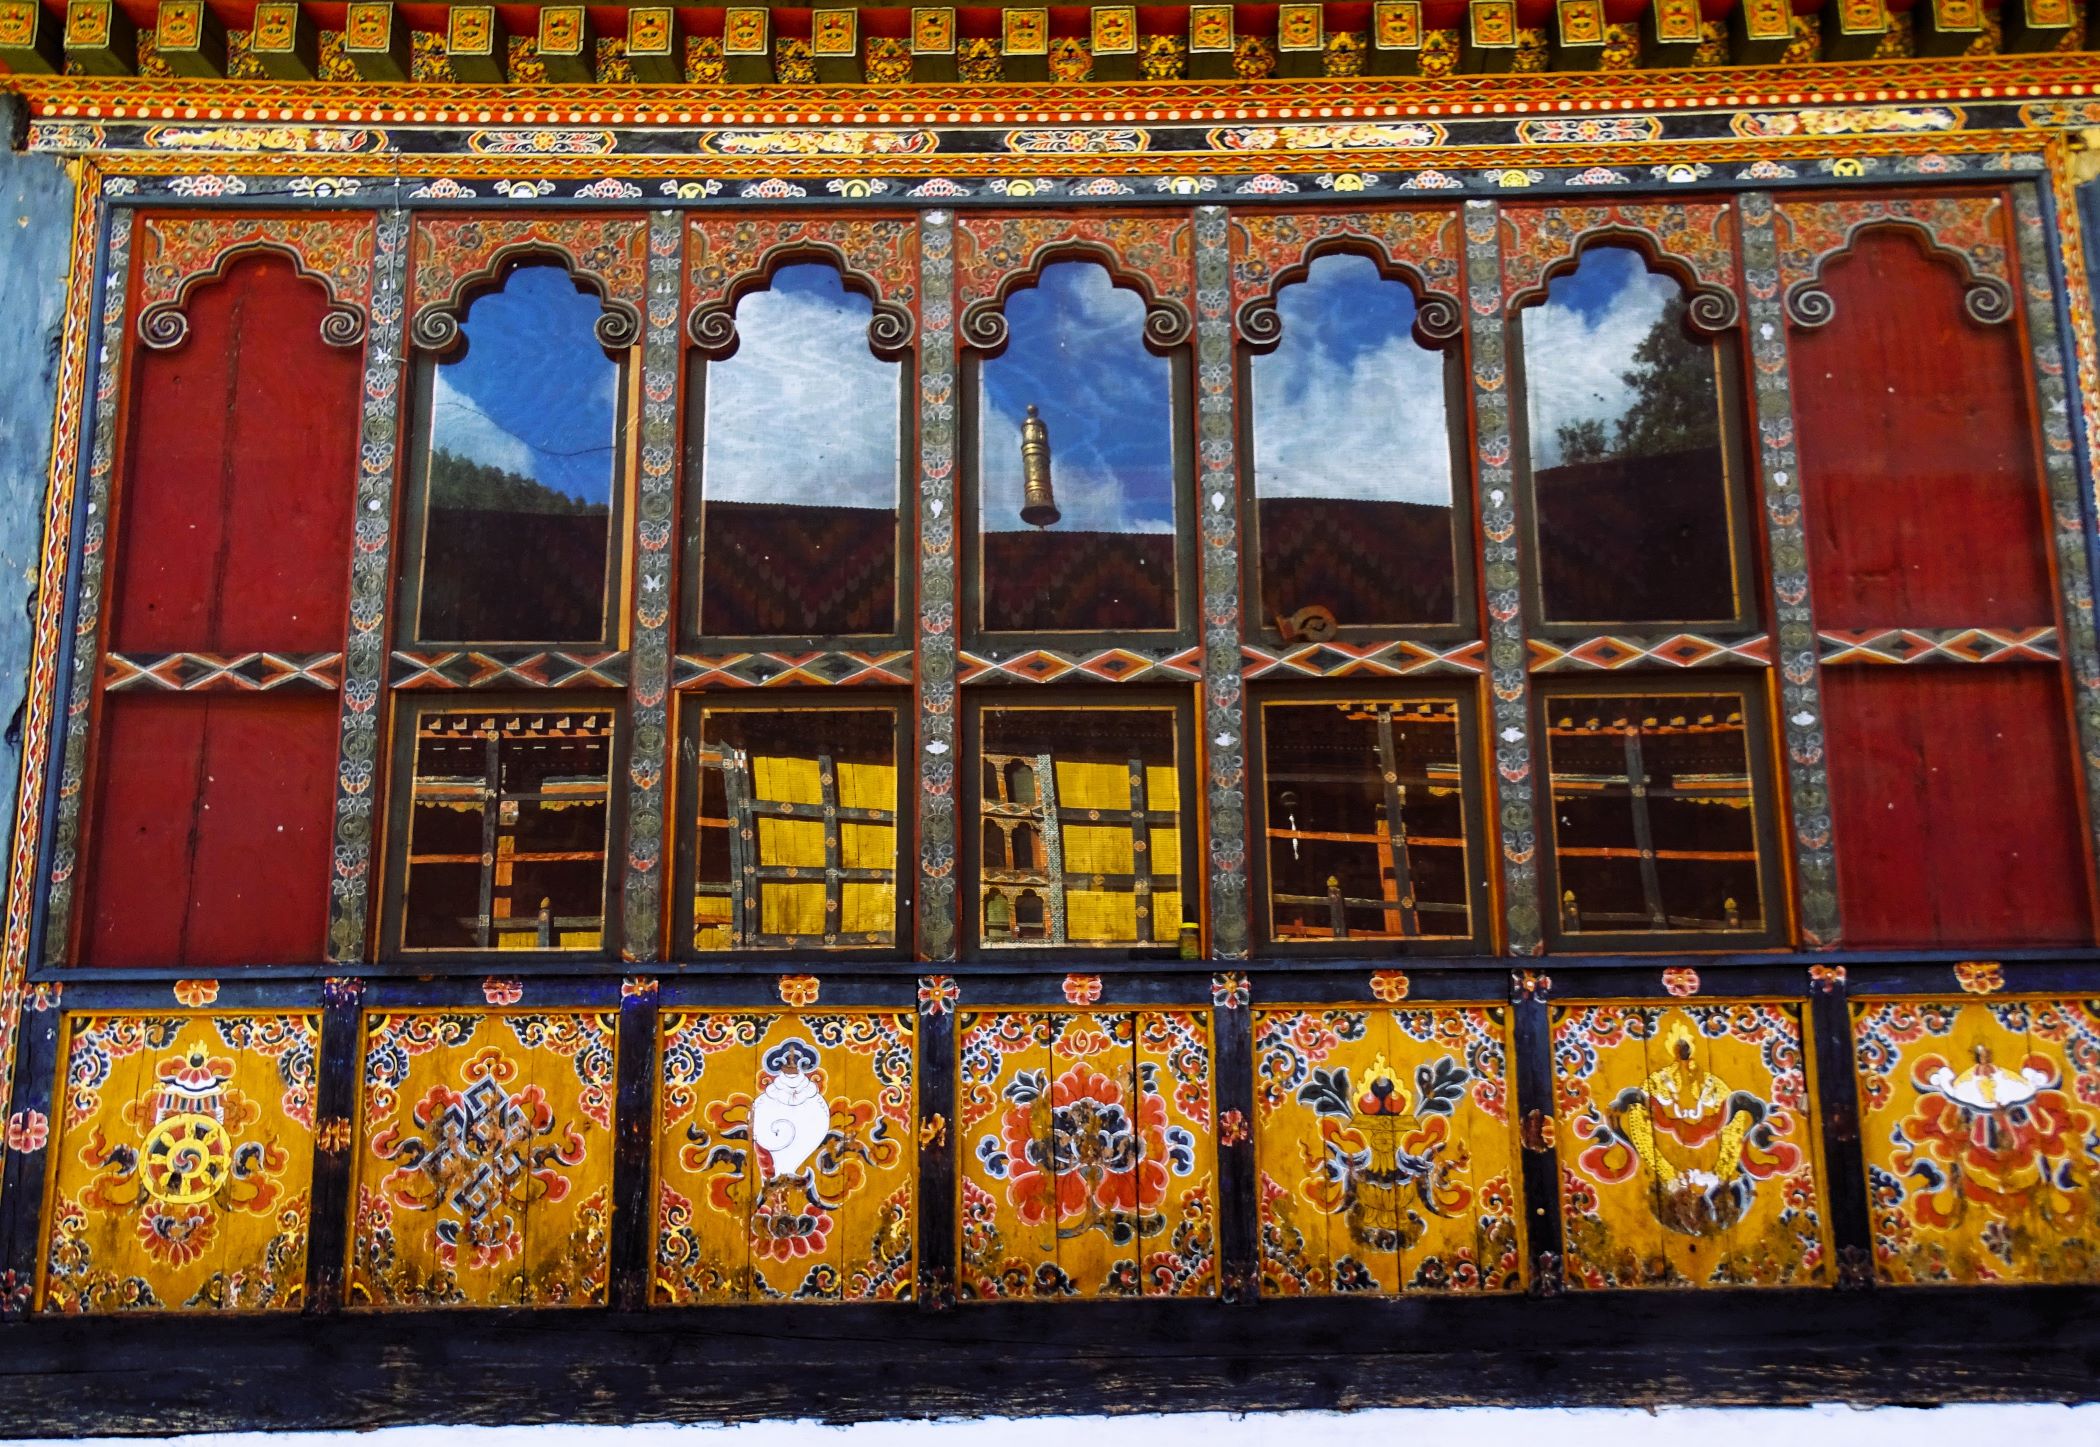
[1462,199,1543,956]
[325,209,410,963]
[1736,191,1841,948]
[916,210,959,962]
[1193,204,1248,961]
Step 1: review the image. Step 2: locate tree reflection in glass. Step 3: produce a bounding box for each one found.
[698,264,901,637]
[1520,246,1738,625]
[418,263,620,643]
[978,261,1178,633]
[1252,253,1458,629]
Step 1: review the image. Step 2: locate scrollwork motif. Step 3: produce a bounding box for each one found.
[952,214,1195,355]
[1499,200,1741,332]
[1772,194,2014,330]
[1229,208,1466,351]
[408,214,649,355]
[134,214,378,351]
[684,216,919,359]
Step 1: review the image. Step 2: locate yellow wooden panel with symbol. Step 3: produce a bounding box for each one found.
[1252,1004,1523,1295]
[957,1007,1217,1299]
[1853,996,2100,1285]
[1551,1001,1830,1288]
[40,1012,319,1314]
[653,1009,916,1304]
[350,1010,615,1308]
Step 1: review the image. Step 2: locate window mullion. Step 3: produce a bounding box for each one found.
[618,208,682,963]
[1464,198,1546,957]
[325,207,410,966]
[1737,191,1841,949]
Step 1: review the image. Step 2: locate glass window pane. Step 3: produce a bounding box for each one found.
[978,262,1178,633]
[1253,254,1458,629]
[1521,246,1739,626]
[977,705,1183,948]
[1259,697,1474,944]
[688,706,899,951]
[698,264,901,637]
[1542,690,1764,937]
[400,709,615,952]
[418,264,619,643]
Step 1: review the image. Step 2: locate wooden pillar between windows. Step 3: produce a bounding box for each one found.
[1735,192,1841,947]
[324,212,411,965]
[915,209,961,963]
[619,211,683,962]
[1194,205,1250,961]
[1462,200,1546,956]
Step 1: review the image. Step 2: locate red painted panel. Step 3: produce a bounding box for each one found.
[1822,666,2091,947]
[110,252,359,655]
[82,694,337,967]
[1791,227,2054,630]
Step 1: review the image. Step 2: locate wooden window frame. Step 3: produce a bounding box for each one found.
[1236,248,1480,649]
[1506,241,1764,641]
[1247,683,1495,959]
[376,691,629,964]
[394,266,638,655]
[1532,673,1791,955]
[958,687,1201,962]
[668,692,914,963]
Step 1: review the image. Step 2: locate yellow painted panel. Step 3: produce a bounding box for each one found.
[654,1010,916,1304]
[958,1007,1217,1300]
[1852,996,2100,1285]
[1136,1008,1218,1297]
[1552,1001,1829,1289]
[350,1010,616,1309]
[1251,1005,1522,1295]
[39,1013,319,1314]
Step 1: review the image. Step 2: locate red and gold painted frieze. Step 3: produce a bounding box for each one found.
[1551,1001,1830,1289]
[957,1005,1218,1299]
[684,214,919,352]
[134,210,375,347]
[1853,995,2100,1285]
[1499,198,1739,311]
[350,1010,616,1308]
[1228,205,1463,342]
[1252,1003,1524,1295]
[408,212,649,335]
[39,1012,319,1313]
[653,1009,916,1304]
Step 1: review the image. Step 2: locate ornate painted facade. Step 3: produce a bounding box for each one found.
[0,1,2098,1430]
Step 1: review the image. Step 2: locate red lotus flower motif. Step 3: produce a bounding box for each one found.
[1954,961,2004,995]
[172,979,219,1008]
[6,1110,47,1153]
[1897,1046,2092,1228]
[778,974,821,1007]
[1062,974,1103,1007]
[999,1062,1188,1234]
[137,1202,216,1265]
[1661,968,1700,998]
[1369,971,1410,1003]
[482,977,524,1006]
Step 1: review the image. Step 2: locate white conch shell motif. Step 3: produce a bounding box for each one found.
[752,1042,832,1178]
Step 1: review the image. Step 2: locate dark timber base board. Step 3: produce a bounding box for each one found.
[1,1288,2096,1435]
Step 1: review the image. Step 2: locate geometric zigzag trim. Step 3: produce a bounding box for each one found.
[1241,638,1486,679]
[102,651,345,692]
[1816,626,2060,665]
[959,645,1201,685]
[674,650,914,688]
[390,650,630,689]
[1526,633,1774,671]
